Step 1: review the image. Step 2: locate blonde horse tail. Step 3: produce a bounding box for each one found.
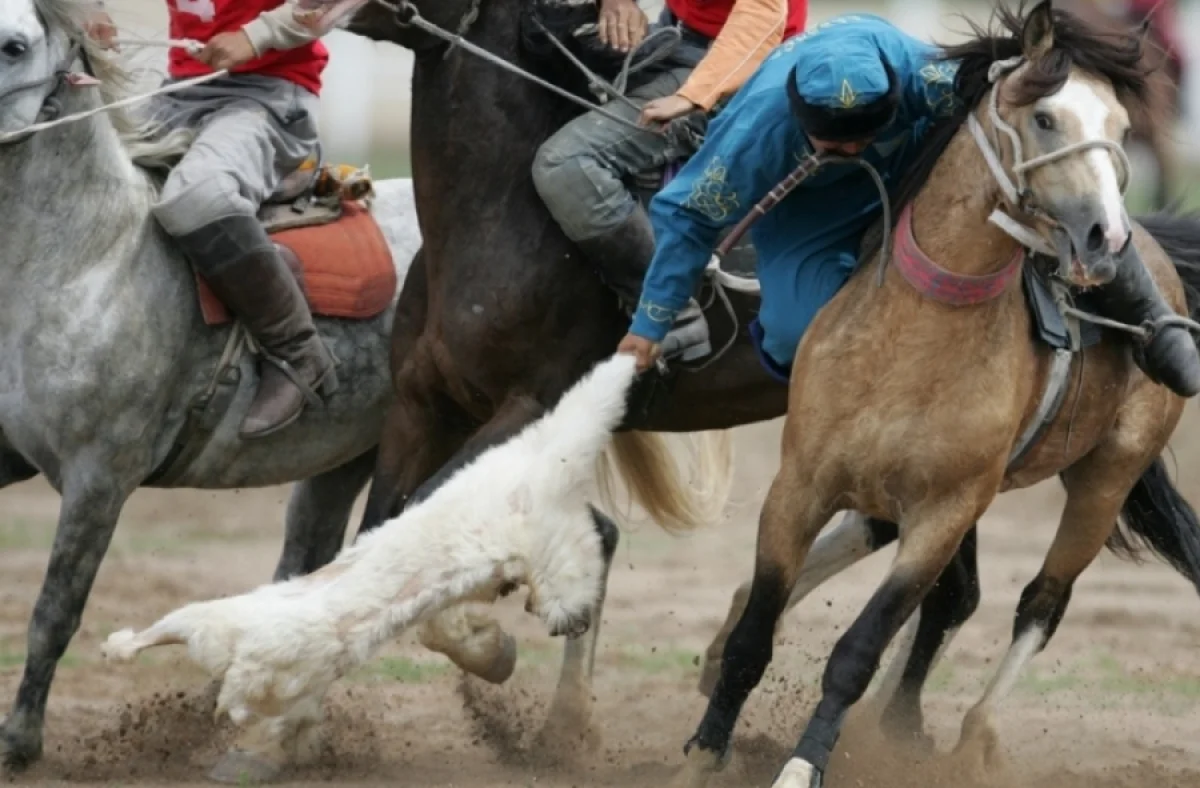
[595,430,735,534]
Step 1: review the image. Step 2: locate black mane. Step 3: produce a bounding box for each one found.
[890,0,1153,218]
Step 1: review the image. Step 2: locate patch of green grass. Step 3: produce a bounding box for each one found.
[611,645,699,675]
[0,649,79,670]
[1016,650,1200,699]
[351,655,452,684]
[0,518,55,550]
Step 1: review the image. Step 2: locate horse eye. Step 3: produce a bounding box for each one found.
[0,38,27,59]
[1033,111,1054,131]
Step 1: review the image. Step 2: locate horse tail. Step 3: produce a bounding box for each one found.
[595,430,735,535]
[1107,457,1200,595]
[1135,208,1200,320]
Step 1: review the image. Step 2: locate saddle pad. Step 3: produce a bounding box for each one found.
[196,200,397,327]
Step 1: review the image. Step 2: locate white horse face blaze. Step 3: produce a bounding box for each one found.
[1012,67,1133,267]
[1039,75,1130,253]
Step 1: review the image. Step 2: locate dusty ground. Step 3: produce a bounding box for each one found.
[1,414,1199,787]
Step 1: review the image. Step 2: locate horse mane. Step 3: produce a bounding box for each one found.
[33,0,194,172]
[890,0,1153,219]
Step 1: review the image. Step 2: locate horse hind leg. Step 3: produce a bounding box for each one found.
[272,447,378,581]
[698,512,899,698]
[952,455,1139,779]
[532,507,620,756]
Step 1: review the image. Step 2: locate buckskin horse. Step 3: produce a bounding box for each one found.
[0,0,424,777]
[312,0,1200,762]
[671,4,1200,787]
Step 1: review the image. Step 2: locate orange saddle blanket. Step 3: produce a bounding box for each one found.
[194,200,397,327]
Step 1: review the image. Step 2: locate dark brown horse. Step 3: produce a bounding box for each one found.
[328,0,790,750]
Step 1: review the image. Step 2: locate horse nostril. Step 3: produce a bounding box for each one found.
[1086,223,1106,254]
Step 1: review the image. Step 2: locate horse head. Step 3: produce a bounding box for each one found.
[975,0,1149,286]
[0,0,80,139]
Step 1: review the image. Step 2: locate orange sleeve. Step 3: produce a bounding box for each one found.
[674,0,788,111]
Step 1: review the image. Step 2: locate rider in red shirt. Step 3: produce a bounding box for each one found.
[86,1,337,440]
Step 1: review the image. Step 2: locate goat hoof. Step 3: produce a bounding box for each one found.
[207,750,282,785]
[476,632,518,684]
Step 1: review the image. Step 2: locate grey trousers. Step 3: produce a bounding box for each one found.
[532,31,710,243]
[147,74,320,238]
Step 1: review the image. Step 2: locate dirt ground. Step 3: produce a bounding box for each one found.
[1,413,1199,787]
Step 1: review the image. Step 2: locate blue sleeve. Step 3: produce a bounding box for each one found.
[631,91,801,342]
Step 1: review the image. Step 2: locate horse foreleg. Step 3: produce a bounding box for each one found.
[0,473,131,770]
[875,525,980,754]
[764,496,981,788]
[272,447,377,580]
[673,461,838,788]
[533,507,620,755]
[954,456,1134,780]
[356,340,468,534]
[698,512,899,698]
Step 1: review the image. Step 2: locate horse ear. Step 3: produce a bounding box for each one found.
[1021,0,1056,59]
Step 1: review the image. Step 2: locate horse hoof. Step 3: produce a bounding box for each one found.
[207,750,283,785]
[0,723,40,774]
[668,753,720,788]
[534,696,600,756]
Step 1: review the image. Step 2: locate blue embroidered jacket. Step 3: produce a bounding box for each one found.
[630,14,962,359]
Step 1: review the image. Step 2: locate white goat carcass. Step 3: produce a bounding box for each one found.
[100,353,640,779]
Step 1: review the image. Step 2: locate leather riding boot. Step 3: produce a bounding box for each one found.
[1091,237,1200,397]
[575,207,712,363]
[174,216,340,439]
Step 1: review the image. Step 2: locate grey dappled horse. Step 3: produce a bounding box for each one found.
[0,0,420,770]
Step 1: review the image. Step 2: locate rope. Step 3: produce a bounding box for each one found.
[0,37,221,144]
[0,67,227,143]
[108,37,205,54]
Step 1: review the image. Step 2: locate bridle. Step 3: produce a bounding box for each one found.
[966,55,1133,259]
[0,37,89,146]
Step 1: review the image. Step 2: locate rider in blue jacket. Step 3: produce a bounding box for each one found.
[617,12,1200,398]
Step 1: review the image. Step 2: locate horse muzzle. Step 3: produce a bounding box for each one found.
[1052,197,1129,287]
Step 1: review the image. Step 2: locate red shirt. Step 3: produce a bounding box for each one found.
[167,0,329,96]
[666,0,808,41]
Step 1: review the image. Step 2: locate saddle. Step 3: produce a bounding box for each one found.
[191,157,398,327]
